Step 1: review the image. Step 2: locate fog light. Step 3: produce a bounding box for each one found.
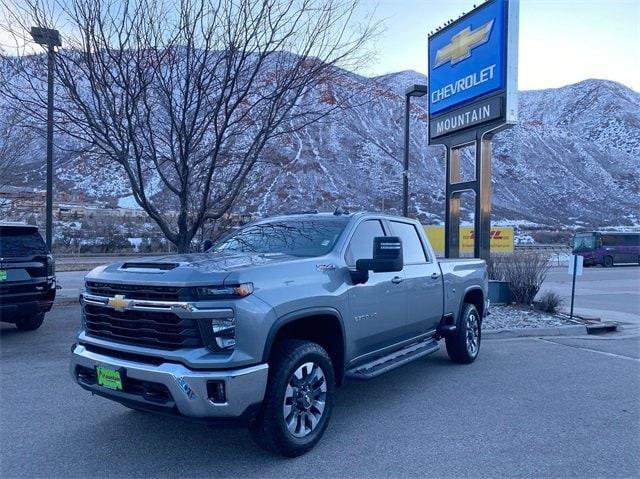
[207,380,226,403]
[212,318,235,350]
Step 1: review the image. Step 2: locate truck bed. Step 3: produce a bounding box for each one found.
[438,258,488,319]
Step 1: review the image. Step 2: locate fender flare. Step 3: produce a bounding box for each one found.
[261,307,346,364]
[459,286,485,322]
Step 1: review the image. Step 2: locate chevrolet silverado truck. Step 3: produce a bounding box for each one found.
[0,223,56,330]
[70,212,488,456]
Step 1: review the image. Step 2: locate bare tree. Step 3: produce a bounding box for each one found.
[1,0,375,251]
[0,107,38,210]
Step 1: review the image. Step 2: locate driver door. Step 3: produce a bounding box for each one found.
[346,219,408,358]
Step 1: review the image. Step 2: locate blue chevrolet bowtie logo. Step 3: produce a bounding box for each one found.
[434,20,494,68]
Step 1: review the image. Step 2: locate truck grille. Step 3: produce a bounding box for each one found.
[84,303,203,350]
[85,281,188,301]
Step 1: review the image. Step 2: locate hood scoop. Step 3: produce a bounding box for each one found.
[120,262,179,272]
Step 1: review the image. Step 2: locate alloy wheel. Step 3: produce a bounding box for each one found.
[283,362,327,438]
[466,311,480,356]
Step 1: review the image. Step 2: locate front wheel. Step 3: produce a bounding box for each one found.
[249,339,335,457]
[446,303,481,364]
[603,256,614,268]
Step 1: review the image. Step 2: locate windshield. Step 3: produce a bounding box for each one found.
[572,234,596,252]
[0,227,48,258]
[211,218,348,257]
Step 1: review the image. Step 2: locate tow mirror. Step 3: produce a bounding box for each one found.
[356,236,403,273]
[203,239,213,252]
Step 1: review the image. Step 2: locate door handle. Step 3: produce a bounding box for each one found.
[391,276,404,284]
[431,273,440,279]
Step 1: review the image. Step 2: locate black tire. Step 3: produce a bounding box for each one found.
[445,303,481,364]
[15,313,45,331]
[603,256,614,268]
[249,339,335,457]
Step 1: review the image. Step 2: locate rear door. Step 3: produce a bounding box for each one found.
[389,220,443,336]
[346,219,408,357]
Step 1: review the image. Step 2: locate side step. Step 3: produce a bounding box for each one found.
[345,339,440,380]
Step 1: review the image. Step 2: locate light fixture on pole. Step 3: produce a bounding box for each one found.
[403,84,428,217]
[30,26,61,253]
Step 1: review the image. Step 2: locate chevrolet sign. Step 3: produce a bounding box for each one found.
[428,0,518,142]
[433,20,494,68]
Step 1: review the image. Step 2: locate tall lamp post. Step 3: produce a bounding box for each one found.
[402,84,428,217]
[30,26,61,252]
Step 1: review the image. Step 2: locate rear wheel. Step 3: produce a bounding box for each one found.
[15,313,45,331]
[446,303,481,364]
[603,256,614,268]
[249,339,335,457]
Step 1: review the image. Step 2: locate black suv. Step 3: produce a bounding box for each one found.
[0,224,56,330]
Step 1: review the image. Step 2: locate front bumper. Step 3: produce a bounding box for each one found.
[70,343,268,420]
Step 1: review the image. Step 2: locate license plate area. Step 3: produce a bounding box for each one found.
[95,366,124,390]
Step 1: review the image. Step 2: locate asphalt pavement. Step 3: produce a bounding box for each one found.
[1,304,639,478]
[541,265,640,327]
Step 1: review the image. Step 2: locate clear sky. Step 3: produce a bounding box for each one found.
[357,0,639,91]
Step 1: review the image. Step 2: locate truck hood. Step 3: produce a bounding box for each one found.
[85,251,305,287]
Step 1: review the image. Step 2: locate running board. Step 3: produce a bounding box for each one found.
[345,339,440,380]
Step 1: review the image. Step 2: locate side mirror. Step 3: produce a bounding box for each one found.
[203,239,213,252]
[356,236,403,273]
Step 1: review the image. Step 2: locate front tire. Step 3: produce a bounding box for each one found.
[446,303,481,364]
[15,313,45,331]
[603,256,614,268]
[250,339,335,457]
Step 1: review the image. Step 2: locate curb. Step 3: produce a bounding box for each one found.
[484,324,588,338]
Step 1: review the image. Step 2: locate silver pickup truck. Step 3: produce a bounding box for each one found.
[70,212,488,456]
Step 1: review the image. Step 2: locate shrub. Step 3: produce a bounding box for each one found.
[535,291,563,314]
[486,255,506,281]
[490,252,551,305]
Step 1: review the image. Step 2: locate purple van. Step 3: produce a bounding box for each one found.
[573,232,640,267]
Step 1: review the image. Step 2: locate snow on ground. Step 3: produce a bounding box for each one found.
[117,196,141,209]
[484,305,579,330]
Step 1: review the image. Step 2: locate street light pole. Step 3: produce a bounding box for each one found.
[46,44,54,251]
[30,27,61,253]
[402,84,428,217]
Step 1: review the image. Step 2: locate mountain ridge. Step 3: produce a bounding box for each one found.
[2,55,639,230]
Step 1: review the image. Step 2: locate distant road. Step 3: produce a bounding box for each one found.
[55,253,161,265]
[542,265,640,327]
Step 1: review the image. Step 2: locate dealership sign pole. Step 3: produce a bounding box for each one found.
[428,0,519,260]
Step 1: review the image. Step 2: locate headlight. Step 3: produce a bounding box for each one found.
[196,283,253,299]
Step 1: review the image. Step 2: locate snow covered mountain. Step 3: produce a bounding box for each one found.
[3,60,639,229]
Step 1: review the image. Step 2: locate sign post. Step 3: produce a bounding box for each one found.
[428,0,519,261]
[567,254,584,319]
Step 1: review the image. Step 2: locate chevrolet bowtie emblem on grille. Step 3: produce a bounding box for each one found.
[434,19,494,68]
[107,294,131,312]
